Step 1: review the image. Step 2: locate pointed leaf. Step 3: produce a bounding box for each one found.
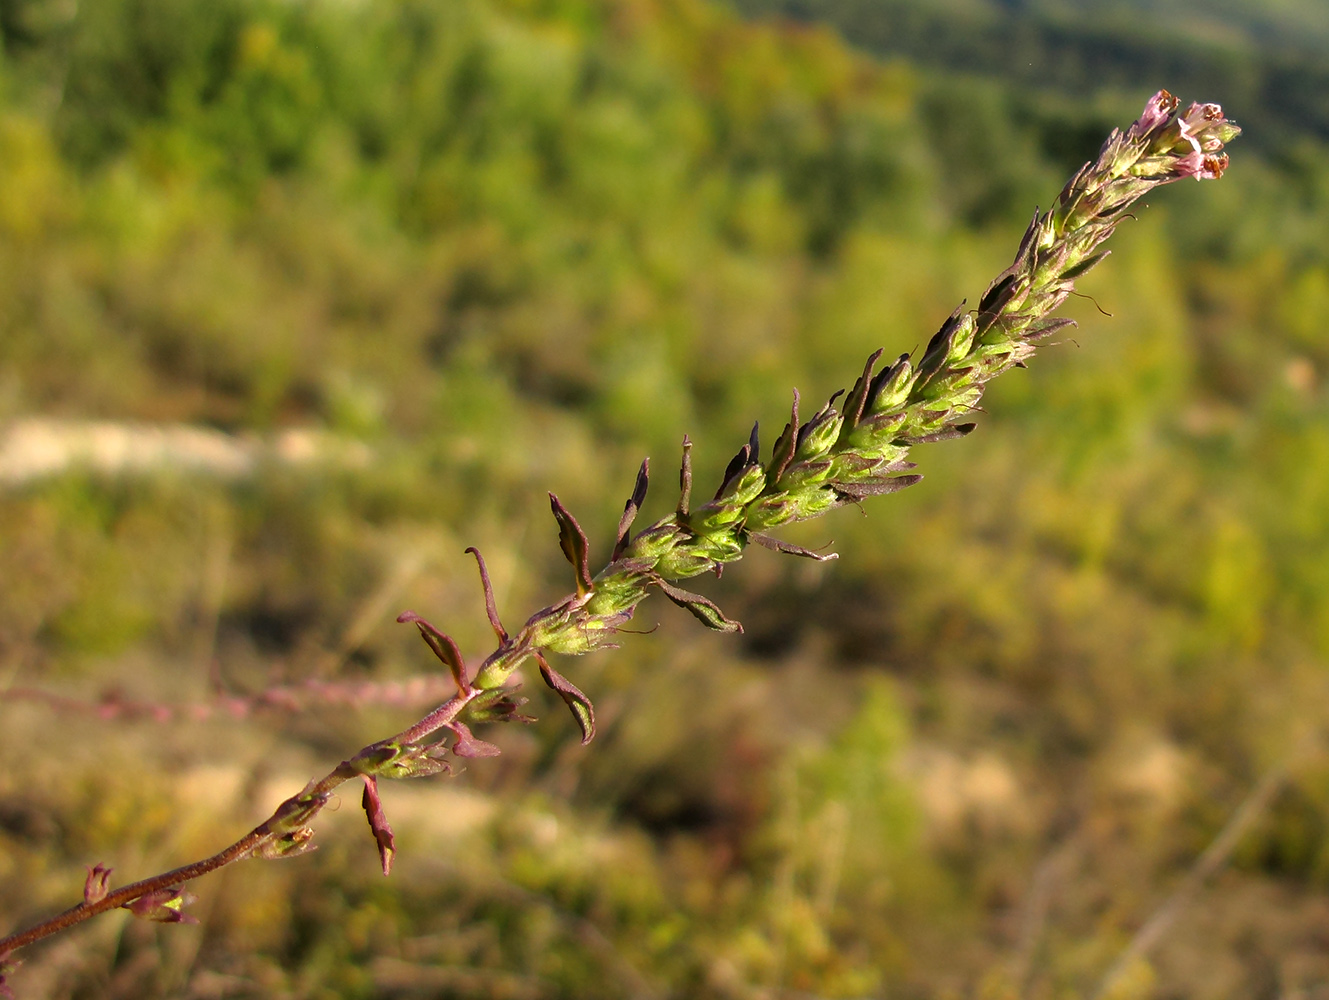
[397,612,468,696]
[918,306,965,380]
[653,577,743,633]
[677,436,693,517]
[901,422,977,445]
[535,650,596,744]
[842,348,884,433]
[360,775,396,876]
[748,532,839,561]
[1009,209,1044,276]
[834,474,924,501]
[448,721,503,758]
[978,270,1018,316]
[465,547,508,642]
[613,459,650,561]
[715,422,759,501]
[550,493,594,598]
[1022,317,1078,342]
[768,389,800,481]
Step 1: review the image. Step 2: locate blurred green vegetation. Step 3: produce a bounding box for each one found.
[2,0,1329,997]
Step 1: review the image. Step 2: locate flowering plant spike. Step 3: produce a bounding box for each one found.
[0,92,1238,993]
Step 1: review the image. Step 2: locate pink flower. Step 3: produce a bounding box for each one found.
[1132,90,1180,137]
[1171,150,1230,181]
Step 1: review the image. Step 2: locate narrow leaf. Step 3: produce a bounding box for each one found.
[535,650,596,744]
[834,474,924,500]
[842,348,884,432]
[1023,317,1078,342]
[918,306,965,380]
[902,422,977,445]
[465,547,508,642]
[1010,208,1043,275]
[653,577,743,633]
[549,493,594,598]
[978,270,1018,315]
[677,436,693,517]
[613,459,650,561]
[396,612,468,696]
[768,389,800,481]
[748,532,839,562]
[715,422,759,500]
[360,775,396,877]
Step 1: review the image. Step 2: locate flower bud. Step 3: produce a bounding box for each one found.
[83,864,113,906]
[124,887,198,925]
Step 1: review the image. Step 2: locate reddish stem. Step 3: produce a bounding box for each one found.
[0,690,476,958]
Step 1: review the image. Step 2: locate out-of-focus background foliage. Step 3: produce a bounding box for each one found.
[1,0,1327,997]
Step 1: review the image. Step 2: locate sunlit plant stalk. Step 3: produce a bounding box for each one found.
[0,91,1239,997]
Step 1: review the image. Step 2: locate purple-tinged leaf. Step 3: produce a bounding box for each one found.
[83,863,112,905]
[1023,317,1078,342]
[124,887,198,925]
[768,389,800,482]
[397,612,468,697]
[613,459,650,561]
[447,721,503,758]
[535,651,595,744]
[550,493,594,598]
[1009,209,1046,276]
[465,547,508,642]
[833,474,924,501]
[360,775,396,877]
[653,577,743,633]
[714,423,760,501]
[748,532,839,561]
[677,436,693,516]
[842,348,884,433]
[979,270,1019,317]
[918,305,965,380]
